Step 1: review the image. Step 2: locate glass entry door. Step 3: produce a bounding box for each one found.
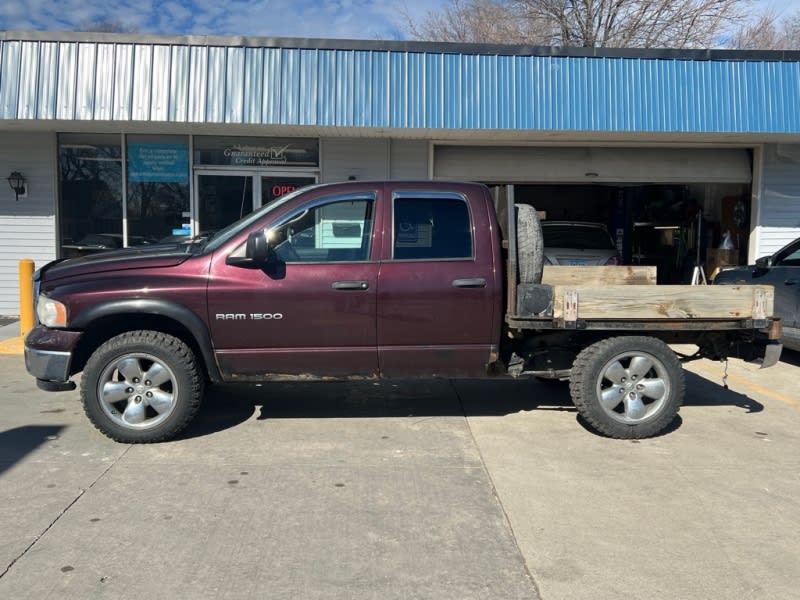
[196,172,254,236]
[195,171,317,237]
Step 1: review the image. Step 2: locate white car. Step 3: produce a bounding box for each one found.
[541,221,621,266]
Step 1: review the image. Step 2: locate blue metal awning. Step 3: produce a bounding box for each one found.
[2,32,799,134]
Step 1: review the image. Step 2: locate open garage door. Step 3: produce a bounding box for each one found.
[436,146,753,283]
[433,146,752,184]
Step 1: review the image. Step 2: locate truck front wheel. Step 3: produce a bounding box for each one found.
[569,336,684,439]
[81,330,203,443]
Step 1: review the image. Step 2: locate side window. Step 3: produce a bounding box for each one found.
[776,241,800,267]
[393,196,473,260]
[270,198,373,263]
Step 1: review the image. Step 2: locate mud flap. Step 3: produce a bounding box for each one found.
[757,341,783,369]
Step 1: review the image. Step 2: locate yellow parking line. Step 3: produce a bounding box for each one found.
[0,336,24,355]
[693,362,800,409]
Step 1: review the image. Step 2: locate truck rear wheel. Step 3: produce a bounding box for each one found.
[515,203,544,284]
[569,336,684,439]
[80,330,203,443]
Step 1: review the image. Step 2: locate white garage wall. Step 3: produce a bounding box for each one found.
[321,138,389,183]
[389,140,429,179]
[757,144,800,258]
[0,132,57,315]
[321,138,429,183]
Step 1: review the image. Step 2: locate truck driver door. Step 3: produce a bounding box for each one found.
[208,192,380,379]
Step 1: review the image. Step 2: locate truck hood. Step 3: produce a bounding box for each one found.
[40,244,195,283]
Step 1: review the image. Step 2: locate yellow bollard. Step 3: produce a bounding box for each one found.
[19,259,35,337]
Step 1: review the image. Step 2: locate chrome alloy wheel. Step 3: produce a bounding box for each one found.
[97,353,178,430]
[595,351,670,424]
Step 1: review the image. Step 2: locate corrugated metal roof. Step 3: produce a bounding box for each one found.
[2,35,800,133]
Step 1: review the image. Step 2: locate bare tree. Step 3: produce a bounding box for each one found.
[730,9,800,50]
[405,0,544,44]
[406,0,749,49]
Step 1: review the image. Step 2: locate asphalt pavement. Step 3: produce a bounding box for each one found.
[1,347,799,599]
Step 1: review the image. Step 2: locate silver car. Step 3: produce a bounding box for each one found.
[542,221,621,266]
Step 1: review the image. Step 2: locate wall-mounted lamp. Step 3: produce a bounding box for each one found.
[7,171,27,201]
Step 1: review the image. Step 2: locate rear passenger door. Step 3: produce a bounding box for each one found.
[377,190,499,378]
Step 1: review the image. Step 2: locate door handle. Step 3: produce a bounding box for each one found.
[331,280,369,290]
[452,278,487,288]
[785,279,798,285]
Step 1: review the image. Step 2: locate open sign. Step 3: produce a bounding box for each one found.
[273,185,296,196]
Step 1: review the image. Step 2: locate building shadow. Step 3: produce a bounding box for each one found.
[0,425,65,476]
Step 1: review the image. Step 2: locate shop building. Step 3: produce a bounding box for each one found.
[1,31,800,314]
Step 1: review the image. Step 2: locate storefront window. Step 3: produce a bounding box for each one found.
[126,135,190,244]
[58,134,123,258]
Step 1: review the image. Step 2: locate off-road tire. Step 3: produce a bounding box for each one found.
[81,330,203,443]
[515,203,544,284]
[569,336,684,439]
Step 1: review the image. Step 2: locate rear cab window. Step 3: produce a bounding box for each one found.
[392,195,473,260]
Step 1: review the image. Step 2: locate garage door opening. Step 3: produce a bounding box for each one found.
[434,145,753,284]
[511,183,751,283]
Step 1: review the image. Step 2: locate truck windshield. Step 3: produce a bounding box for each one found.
[201,184,323,253]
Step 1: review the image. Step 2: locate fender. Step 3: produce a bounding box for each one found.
[70,298,222,382]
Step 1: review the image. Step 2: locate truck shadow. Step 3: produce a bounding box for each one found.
[181,378,572,439]
[181,372,764,440]
[780,348,800,367]
[682,371,764,412]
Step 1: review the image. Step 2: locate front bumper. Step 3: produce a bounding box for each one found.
[24,326,82,390]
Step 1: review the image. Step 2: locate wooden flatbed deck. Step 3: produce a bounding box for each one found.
[510,266,773,331]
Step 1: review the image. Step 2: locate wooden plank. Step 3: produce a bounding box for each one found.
[542,265,657,286]
[551,285,775,320]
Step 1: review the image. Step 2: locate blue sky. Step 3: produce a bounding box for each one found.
[0,0,796,40]
[0,0,434,39]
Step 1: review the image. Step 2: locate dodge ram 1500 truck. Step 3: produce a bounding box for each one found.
[25,180,782,442]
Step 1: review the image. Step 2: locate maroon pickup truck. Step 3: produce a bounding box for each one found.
[25,181,782,443]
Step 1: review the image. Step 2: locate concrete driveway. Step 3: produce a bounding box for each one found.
[1,350,798,599]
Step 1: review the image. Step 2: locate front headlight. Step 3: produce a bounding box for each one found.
[37,295,68,328]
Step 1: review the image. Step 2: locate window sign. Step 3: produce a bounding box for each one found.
[126,135,190,244]
[194,136,318,167]
[262,176,317,206]
[128,143,189,183]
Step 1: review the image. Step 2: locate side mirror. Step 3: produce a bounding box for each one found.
[755,255,772,270]
[246,230,270,263]
[226,230,273,268]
